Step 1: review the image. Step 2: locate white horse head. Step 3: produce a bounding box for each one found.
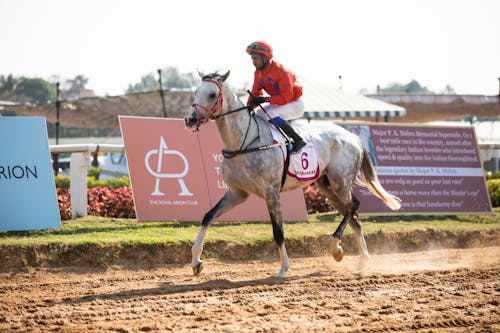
[184,71,230,131]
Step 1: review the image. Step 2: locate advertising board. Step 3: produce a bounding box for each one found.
[119,116,308,222]
[0,117,61,231]
[343,124,491,214]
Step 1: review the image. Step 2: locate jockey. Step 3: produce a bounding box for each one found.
[246,41,307,153]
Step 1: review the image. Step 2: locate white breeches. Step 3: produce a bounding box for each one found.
[255,98,304,121]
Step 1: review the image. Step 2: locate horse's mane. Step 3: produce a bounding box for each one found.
[202,72,222,81]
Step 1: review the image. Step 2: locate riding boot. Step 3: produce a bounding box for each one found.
[279,122,307,153]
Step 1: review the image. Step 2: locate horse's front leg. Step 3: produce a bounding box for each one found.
[192,188,248,276]
[265,189,290,277]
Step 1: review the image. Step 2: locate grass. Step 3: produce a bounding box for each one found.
[1,208,499,247]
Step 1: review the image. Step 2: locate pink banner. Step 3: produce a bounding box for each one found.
[343,124,492,214]
[119,116,308,222]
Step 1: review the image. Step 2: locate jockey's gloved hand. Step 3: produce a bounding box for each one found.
[248,96,269,108]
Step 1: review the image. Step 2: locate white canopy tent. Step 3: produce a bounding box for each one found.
[299,78,406,121]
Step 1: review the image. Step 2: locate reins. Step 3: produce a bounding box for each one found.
[212,105,248,119]
[194,78,285,159]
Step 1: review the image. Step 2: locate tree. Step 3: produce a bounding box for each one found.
[0,74,18,97]
[162,67,197,90]
[15,77,56,103]
[443,84,456,94]
[126,66,199,94]
[0,75,55,104]
[379,79,431,94]
[126,73,158,93]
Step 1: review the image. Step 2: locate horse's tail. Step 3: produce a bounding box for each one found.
[358,147,401,211]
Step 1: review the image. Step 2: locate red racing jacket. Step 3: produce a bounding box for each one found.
[248,60,303,106]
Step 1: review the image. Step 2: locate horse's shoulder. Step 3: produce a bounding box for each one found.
[256,115,273,137]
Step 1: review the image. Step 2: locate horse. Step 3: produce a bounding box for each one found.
[184,71,401,277]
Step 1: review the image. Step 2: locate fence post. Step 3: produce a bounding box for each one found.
[70,152,90,218]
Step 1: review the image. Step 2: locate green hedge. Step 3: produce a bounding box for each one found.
[487,179,500,207]
[486,171,500,180]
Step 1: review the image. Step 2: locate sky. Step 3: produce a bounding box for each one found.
[1,0,499,96]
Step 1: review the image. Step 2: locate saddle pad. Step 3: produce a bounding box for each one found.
[270,126,320,182]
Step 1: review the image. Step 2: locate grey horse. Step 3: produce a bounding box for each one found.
[184,71,401,277]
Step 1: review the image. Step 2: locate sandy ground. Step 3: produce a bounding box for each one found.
[1,246,499,333]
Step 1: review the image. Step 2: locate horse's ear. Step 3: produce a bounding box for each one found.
[197,70,205,79]
[219,70,230,83]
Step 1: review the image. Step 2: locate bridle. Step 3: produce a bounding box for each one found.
[190,79,251,129]
[191,79,225,130]
[191,78,285,160]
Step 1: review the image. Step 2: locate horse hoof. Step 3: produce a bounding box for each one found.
[357,255,370,271]
[333,247,344,262]
[277,263,291,278]
[329,238,344,262]
[192,262,203,276]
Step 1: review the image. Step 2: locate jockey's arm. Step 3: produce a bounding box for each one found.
[268,71,294,105]
[247,72,264,105]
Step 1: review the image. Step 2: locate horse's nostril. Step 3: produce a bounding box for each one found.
[185,117,196,127]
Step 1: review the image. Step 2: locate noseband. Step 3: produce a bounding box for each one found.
[191,79,225,130]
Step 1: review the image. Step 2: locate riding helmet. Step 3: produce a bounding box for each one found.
[246,41,273,59]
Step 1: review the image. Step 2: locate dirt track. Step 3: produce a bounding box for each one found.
[1,246,499,333]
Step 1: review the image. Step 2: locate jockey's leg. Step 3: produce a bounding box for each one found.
[273,117,306,153]
[192,188,249,276]
[256,100,306,153]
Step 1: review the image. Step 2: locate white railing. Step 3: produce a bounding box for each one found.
[51,142,499,220]
[50,143,124,154]
[479,142,500,150]
[50,144,124,218]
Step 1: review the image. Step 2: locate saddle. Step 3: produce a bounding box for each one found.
[269,124,320,185]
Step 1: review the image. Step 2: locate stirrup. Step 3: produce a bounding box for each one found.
[290,140,306,153]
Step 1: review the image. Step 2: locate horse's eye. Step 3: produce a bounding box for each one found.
[209,93,217,99]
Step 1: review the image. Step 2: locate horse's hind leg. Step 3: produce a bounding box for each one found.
[265,188,290,277]
[314,176,359,262]
[314,177,344,261]
[192,188,249,276]
[348,213,370,270]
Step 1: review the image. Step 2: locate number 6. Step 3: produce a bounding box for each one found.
[301,152,309,169]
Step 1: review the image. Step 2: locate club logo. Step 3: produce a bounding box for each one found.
[145,137,193,197]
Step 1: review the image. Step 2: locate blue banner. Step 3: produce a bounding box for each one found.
[0,117,61,231]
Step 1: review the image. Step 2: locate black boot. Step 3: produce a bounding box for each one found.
[279,122,306,153]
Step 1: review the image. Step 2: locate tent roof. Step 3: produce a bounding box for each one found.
[299,78,406,119]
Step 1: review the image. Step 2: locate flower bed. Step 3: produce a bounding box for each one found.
[57,187,135,220]
[56,177,499,220]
